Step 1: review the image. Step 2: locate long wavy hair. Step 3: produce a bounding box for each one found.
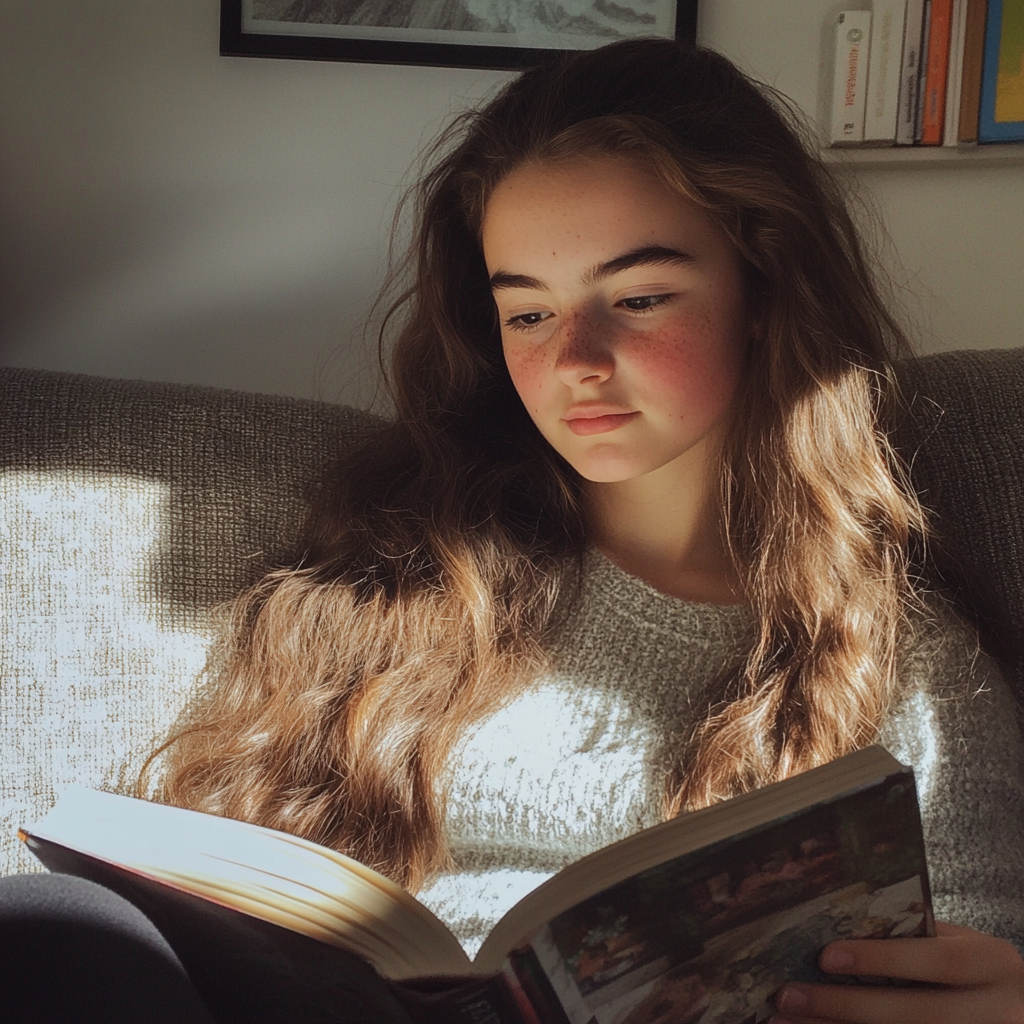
[144,39,929,891]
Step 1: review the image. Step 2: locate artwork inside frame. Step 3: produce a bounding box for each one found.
[220,0,699,71]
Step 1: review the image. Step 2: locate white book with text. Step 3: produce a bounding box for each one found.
[866,0,909,143]
[831,10,874,145]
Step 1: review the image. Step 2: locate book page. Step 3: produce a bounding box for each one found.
[508,767,931,1023]
[474,745,911,972]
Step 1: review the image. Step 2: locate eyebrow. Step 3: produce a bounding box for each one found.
[488,244,696,292]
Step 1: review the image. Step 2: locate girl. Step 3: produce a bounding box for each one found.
[3,37,1023,1024]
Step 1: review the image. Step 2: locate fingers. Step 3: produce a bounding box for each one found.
[765,923,1024,1024]
[770,979,1015,1024]
[817,923,1024,986]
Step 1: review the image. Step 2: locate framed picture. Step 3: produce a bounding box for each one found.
[220,0,698,71]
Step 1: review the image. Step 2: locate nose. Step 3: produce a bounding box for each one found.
[554,313,614,386]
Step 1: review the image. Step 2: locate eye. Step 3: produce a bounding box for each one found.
[618,294,672,313]
[503,311,553,333]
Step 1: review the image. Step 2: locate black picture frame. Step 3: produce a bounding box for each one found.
[220,0,698,71]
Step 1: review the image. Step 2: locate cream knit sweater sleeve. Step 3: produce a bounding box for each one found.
[878,595,1024,951]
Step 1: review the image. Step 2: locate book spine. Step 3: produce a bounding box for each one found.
[978,0,1002,140]
[943,0,970,144]
[506,949,574,1024]
[450,978,525,1024]
[957,0,990,141]
[921,0,954,142]
[917,0,933,140]
[897,0,928,143]
[830,11,873,145]
[393,976,527,1024]
[501,961,546,1024]
[865,0,909,143]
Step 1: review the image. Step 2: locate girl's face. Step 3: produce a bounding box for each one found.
[481,154,749,485]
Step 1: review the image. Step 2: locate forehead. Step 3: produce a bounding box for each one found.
[485,153,676,220]
[480,154,727,265]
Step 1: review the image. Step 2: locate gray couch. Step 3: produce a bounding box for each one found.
[1,352,1022,878]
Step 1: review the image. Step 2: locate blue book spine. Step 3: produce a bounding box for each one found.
[978,0,1024,141]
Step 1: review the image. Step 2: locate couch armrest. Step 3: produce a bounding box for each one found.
[895,347,1024,714]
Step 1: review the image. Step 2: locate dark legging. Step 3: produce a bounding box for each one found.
[0,873,418,1024]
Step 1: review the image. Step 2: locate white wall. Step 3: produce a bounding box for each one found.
[1,0,1021,405]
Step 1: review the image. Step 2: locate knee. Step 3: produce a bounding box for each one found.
[0,871,180,963]
[0,872,216,1023]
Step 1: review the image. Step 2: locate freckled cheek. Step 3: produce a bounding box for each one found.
[628,311,745,420]
[503,344,551,411]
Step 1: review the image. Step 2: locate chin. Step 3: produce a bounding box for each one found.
[567,456,652,484]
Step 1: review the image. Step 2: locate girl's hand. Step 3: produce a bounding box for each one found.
[769,922,1024,1024]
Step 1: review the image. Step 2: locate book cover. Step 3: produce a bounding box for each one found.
[831,11,874,145]
[866,0,910,144]
[958,0,993,140]
[20,747,936,1024]
[943,0,971,144]
[979,0,1024,140]
[922,0,955,142]
[897,0,929,143]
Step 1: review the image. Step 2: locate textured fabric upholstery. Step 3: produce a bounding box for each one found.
[0,368,374,875]
[894,348,1024,711]
[1,351,1021,879]
[0,368,377,608]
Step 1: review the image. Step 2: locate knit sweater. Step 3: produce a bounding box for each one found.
[417,549,1024,957]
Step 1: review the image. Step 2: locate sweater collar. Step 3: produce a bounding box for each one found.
[583,547,756,649]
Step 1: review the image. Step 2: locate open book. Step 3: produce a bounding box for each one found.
[20,745,934,1024]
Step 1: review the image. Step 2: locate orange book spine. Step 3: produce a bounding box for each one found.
[921,0,954,142]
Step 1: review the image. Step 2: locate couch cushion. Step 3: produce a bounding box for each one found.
[0,367,375,875]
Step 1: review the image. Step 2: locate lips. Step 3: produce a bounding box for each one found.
[564,410,640,436]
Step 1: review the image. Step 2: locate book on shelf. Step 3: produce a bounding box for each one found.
[831,11,874,144]
[956,0,992,141]
[20,745,936,1024]
[915,1,934,140]
[943,0,971,144]
[830,0,1023,150]
[921,0,955,143]
[979,0,1024,141]
[897,0,929,143]
[866,1,909,143]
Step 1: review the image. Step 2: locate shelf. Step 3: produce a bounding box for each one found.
[821,143,1024,169]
